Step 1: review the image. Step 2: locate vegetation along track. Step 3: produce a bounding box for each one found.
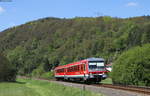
[54,80,150,95]
[19,76,150,95]
[93,84,150,95]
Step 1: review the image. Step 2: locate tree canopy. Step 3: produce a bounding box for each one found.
[0,16,149,77]
[111,44,150,86]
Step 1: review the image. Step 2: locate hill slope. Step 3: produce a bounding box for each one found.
[0,16,150,75]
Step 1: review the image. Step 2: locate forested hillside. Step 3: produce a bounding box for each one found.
[0,16,150,76]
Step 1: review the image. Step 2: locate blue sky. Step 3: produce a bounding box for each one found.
[0,0,150,31]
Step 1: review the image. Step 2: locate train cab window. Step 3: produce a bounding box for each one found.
[88,61,105,71]
[89,62,97,69]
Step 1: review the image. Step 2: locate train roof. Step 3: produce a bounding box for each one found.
[86,57,104,61]
[55,59,86,70]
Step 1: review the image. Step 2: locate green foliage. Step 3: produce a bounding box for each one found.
[101,78,112,84]
[0,16,150,77]
[31,65,54,79]
[40,71,54,79]
[0,54,16,82]
[0,78,103,96]
[31,66,45,78]
[111,44,150,86]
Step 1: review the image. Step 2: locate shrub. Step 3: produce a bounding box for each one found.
[31,67,45,78]
[111,44,150,86]
[40,71,54,79]
[31,66,54,79]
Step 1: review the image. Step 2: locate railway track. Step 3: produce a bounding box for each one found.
[93,84,150,95]
[54,79,150,95]
[53,79,150,95]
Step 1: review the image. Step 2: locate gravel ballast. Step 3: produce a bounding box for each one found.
[52,81,150,96]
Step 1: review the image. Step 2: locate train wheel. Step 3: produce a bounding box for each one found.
[56,78,60,81]
[84,80,91,84]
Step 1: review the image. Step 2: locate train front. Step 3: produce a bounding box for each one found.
[87,58,107,82]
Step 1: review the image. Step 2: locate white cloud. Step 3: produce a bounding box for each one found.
[9,22,16,27]
[126,2,138,7]
[0,6,5,14]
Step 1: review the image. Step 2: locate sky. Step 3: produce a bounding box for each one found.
[0,0,150,32]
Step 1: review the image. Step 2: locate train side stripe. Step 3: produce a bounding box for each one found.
[55,74,89,78]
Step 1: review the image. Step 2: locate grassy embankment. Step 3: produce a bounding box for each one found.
[101,78,112,84]
[0,78,104,96]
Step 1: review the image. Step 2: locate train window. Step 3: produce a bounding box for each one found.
[70,67,72,72]
[75,66,76,71]
[71,66,73,72]
[75,66,77,71]
[74,66,76,71]
[84,64,86,71]
[76,66,77,71]
[69,67,71,72]
[81,65,82,71]
[57,68,65,73]
[72,67,73,72]
[82,65,84,71]
[68,67,70,72]
[82,64,84,71]
[81,64,85,71]
[74,66,75,71]
[66,65,81,72]
[97,62,104,66]
[71,67,73,72]
[77,65,79,71]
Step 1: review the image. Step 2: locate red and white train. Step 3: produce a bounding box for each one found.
[54,58,108,83]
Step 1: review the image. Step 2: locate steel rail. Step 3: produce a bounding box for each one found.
[93,84,150,95]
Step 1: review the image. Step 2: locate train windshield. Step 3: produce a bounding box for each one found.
[88,61,105,71]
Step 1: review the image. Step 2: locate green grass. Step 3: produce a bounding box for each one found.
[0,78,104,96]
[101,78,112,84]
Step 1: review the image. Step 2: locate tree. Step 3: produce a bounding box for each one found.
[0,16,150,78]
[0,54,17,82]
[111,44,150,86]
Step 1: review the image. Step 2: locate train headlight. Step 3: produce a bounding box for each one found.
[89,73,94,78]
[102,74,107,78]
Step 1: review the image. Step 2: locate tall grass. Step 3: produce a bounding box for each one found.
[101,78,112,84]
[0,78,104,96]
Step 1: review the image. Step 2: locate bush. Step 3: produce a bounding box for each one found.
[0,54,17,82]
[40,71,54,79]
[31,66,54,79]
[111,44,150,86]
[31,67,45,78]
